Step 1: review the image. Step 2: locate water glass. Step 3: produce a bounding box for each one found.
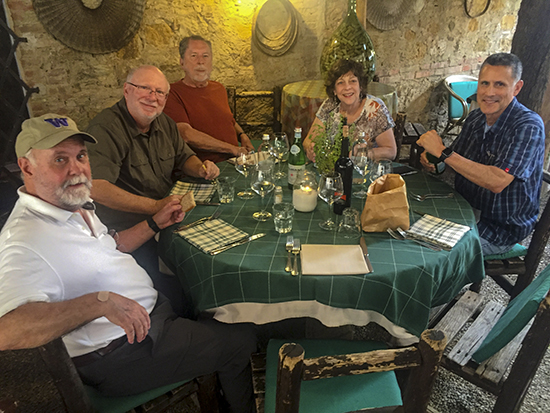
[217,176,236,204]
[273,202,295,233]
[338,208,361,239]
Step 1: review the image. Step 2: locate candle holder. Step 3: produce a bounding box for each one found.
[292,169,318,212]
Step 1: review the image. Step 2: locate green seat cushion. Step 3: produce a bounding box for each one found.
[484,243,528,260]
[449,81,478,118]
[85,379,192,413]
[265,339,402,413]
[472,264,550,363]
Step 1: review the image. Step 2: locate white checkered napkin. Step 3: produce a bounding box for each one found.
[170,181,215,203]
[407,214,471,250]
[175,218,249,254]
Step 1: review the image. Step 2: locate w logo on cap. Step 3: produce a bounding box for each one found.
[44,118,69,128]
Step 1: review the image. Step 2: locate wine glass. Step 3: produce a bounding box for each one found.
[369,158,393,184]
[317,171,344,230]
[350,137,373,198]
[269,132,289,180]
[251,160,275,221]
[235,153,255,199]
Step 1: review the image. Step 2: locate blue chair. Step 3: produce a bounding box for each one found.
[442,75,478,137]
[252,329,446,413]
[0,337,219,413]
[434,263,550,413]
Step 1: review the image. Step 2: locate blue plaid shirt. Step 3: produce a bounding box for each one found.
[452,98,545,246]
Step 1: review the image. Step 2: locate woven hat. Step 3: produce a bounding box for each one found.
[367,0,425,31]
[33,0,146,54]
[16,114,96,158]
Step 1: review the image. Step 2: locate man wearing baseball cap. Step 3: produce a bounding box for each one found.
[0,114,256,413]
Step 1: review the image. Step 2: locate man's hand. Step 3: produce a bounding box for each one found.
[240,134,255,153]
[153,194,183,215]
[419,151,436,173]
[416,130,446,158]
[102,293,151,344]
[232,146,249,157]
[200,160,220,180]
[153,198,185,230]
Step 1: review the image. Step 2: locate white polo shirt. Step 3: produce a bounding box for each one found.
[0,188,158,357]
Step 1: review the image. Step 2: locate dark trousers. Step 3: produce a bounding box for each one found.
[77,296,257,413]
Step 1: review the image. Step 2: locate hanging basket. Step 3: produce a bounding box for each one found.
[33,0,146,54]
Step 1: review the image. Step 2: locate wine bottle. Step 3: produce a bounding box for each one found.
[258,133,271,156]
[426,152,446,175]
[334,121,353,215]
[288,127,306,189]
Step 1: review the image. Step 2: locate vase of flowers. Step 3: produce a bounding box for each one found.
[312,113,355,174]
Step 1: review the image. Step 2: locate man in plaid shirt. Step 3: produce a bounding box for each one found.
[417,53,545,256]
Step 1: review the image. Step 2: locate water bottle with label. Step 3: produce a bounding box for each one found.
[287,127,306,189]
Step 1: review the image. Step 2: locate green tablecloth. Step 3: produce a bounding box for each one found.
[159,163,484,343]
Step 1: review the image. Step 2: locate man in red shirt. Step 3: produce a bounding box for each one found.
[164,35,254,163]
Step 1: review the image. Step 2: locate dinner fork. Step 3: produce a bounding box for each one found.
[387,227,442,251]
[285,235,294,272]
[410,192,454,202]
[291,239,301,276]
[174,210,221,232]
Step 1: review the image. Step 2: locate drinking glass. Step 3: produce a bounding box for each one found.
[350,137,373,198]
[269,132,289,180]
[369,158,393,183]
[235,153,255,199]
[317,171,344,230]
[251,160,275,221]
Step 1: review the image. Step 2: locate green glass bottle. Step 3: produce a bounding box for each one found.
[320,0,376,82]
[287,127,306,189]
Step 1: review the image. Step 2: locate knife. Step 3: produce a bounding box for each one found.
[209,233,266,255]
[196,202,221,206]
[359,236,374,273]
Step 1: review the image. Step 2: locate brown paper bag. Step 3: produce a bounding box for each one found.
[361,173,410,232]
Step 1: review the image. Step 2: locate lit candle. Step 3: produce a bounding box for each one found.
[293,186,318,212]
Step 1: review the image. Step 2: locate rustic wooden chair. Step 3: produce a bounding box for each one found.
[251,329,446,413]
[476,171,550,299]
[433,262,550,413]
[0,337,220,413]
[226,86,282,137]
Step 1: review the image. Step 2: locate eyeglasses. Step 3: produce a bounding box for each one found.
[127,82,168,100]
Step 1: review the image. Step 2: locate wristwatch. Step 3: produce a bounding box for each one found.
[439,147,454,161]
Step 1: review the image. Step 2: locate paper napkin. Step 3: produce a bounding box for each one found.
[301,244,370,275]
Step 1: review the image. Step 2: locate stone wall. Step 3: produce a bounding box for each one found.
[4,0,520,132]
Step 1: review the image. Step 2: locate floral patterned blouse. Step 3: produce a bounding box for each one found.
[315,95,395,147]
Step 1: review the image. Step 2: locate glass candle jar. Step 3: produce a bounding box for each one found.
[292,170,318,212]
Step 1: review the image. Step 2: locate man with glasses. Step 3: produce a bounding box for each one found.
[86,65,219,314]
[163,35,254,163]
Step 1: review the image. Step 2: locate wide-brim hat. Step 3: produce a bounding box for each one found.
[16,114,97,158]
[367,0,425,31]
[33,0,146,54]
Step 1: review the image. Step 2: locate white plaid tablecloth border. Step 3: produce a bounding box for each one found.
[175,218,249,254]
[170,181,216,203]
[407,214,471,249]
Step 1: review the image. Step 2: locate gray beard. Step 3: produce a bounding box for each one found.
[56,176,92,210]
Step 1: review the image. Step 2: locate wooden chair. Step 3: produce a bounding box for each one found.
[433,262,550,413]
[397,121,426,168]
[478,171,550,299]
[0,337,220,413]
[227,87,282,138]
[392,112,407,163]
[251,329,446,413]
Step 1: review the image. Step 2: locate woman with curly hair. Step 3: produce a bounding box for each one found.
[303,59,396,162]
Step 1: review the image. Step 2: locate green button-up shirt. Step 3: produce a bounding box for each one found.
[86,98,195,230]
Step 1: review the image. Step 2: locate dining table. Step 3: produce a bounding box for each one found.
[158,162,484,345]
